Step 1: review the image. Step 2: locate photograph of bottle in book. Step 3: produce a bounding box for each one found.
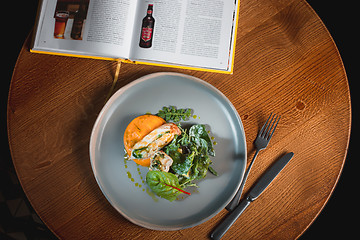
[139,4,155,48]
[53,0,89,40]
[32,0,239,73]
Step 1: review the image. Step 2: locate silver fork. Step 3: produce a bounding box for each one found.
[226,113,281,211]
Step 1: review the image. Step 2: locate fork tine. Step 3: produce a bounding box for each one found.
[259,113,273,137]
[266,114,280,140]
[262,113,275,137]
[265,114,277,135]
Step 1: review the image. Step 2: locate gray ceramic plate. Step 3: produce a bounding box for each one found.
[90,72,246,230]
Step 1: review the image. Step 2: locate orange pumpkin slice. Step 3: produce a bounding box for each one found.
[123,115,165,166]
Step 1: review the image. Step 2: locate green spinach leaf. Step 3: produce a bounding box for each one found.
[194,155,211,180]
[189,125,215,156]
[171,150,195,176]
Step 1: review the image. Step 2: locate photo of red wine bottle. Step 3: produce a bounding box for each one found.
[139,4,155,48]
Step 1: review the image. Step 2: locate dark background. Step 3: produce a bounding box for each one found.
[2,0,357,239]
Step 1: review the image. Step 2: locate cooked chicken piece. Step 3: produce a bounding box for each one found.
[130,123,181,161]
[149,151,173,172]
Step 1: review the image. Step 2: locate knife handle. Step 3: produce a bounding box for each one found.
[210,198,251,240]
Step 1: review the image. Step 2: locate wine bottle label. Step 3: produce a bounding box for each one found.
[141,27,153,42]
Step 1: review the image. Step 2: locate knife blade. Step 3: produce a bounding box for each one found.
[210,152,294,240]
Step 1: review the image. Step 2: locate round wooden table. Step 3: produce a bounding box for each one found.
[8,0,351,239]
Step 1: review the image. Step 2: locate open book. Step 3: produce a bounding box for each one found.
[31,0,240,73]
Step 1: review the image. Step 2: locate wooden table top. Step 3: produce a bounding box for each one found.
[7,0,351,239]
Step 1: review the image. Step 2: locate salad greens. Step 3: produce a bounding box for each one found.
[143,106,217,201]
[156,106,192,122]
[164,124,215,188]
[146,171,190,202]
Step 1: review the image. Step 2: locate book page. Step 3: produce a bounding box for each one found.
[130,0,237,71]
[32,0,138,59]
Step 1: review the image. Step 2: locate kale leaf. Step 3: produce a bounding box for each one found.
[157,106,192,122]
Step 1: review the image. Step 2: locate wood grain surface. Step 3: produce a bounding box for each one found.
[7,0,351,239]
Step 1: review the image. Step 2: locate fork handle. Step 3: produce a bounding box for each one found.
[225,149,260,211]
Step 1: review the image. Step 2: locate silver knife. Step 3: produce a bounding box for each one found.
[210,152,294,240]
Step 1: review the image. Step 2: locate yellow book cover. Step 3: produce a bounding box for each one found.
[31,0,240,74]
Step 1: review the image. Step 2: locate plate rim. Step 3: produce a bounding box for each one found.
[89,72,247,230]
